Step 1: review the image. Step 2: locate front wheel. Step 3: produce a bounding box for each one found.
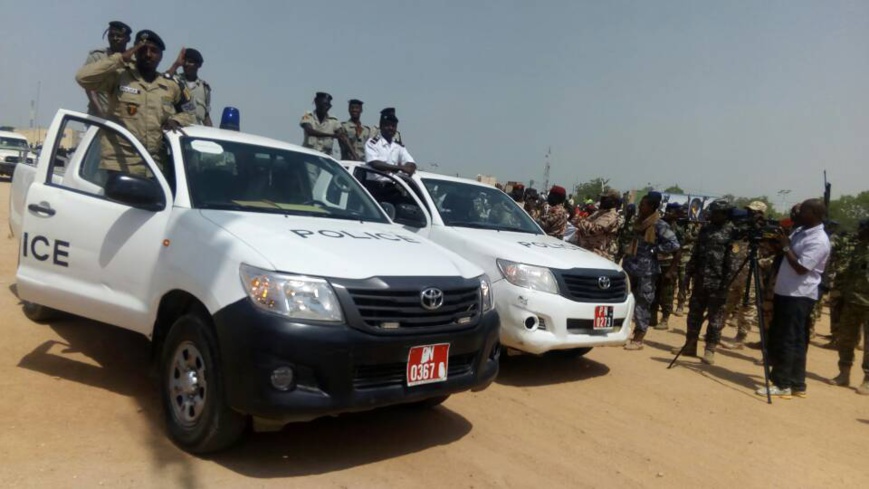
[160,313,246,454]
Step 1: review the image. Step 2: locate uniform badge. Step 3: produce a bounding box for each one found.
[126,103,138,116]
[119,85,140,95]
[732,243,740,253]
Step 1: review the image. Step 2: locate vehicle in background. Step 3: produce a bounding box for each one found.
[0,131,36,178]
[344,162,635,358]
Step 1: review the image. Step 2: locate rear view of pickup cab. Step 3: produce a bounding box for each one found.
[9,110,500,453]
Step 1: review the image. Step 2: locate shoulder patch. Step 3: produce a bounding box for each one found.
[369,136,381,144]
[203,81,211,89]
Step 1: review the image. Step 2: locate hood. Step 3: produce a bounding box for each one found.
[201,211,483,279]
[443,227,623,271]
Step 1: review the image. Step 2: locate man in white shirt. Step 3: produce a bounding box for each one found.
[758,199,831,399]
[364,111,416,176]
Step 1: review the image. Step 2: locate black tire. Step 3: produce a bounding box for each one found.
[160,313,246,454]
[406,395,450,409]
[21,301,59,323]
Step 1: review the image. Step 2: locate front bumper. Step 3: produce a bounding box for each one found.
[213,299,500,423]
[494,280,635,355]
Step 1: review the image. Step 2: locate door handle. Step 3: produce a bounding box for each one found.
[28,204,56,216]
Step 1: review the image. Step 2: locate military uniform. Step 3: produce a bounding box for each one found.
[832,234,869,393]
[722,237,759,343]
[75,52,196,175]
[339,120,375,161]
[539,204,569,239]
[674,221,698,315]
[651,223,680,328]
[83,48,124,116]
[680,220,739,357]
[622,215,680,345]
[572,207,620,260]
[300,111,340,156]
[175,73,211,125]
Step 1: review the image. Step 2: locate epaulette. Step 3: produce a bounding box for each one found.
[202,80,211,89]
[369,135,381,144]
[88,48,105,55]
[328,116,337,120]
[163,72,174,79]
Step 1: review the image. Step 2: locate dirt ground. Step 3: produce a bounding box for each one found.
[0,180,866,489]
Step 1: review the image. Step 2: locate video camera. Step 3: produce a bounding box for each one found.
[729,208,782,242]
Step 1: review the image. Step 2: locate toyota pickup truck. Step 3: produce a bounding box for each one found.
[0,130,36,178]
[344,162,634,357]
[8,109,500,453]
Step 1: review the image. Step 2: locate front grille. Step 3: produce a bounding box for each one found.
[353,353,476,390]
[347,286,480,329]
[566,318,626,334]
[558,269,628,303]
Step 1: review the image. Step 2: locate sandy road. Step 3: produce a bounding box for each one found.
[0,179,866,489]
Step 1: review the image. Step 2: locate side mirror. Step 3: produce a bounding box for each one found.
[394,203,426,228]
[104,171,166,211]
[380,201,396,220]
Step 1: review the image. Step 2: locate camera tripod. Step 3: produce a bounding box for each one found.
[668,239,775,404]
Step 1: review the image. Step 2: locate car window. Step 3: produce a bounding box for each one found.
[421,178,542,234]
[182,138,388,223]
[353,167,428,228]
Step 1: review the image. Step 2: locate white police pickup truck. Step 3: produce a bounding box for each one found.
[8,109,500,453]
[344,162,634,357]
[0,130,36,178]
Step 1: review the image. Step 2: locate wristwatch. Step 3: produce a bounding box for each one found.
[782,245,791,254]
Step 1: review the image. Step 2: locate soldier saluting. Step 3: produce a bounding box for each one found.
[83,20,132,117]
[76,29,196,175]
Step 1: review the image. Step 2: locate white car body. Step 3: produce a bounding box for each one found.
[9,109,500,452]
[0,130,35,177]
[344,162,635,355]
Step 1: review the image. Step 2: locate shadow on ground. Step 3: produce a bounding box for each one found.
[495,353,610,387]
[211,405,472,478]
[14,301,473,480]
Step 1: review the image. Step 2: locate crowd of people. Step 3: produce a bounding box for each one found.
[76,20,867,401]
[515,182,867,399]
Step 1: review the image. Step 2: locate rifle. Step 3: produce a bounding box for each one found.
[823,170,831,221]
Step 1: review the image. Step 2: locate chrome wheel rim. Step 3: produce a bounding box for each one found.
[168,341,208,426]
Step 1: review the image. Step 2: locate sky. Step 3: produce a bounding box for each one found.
[1,0,866,209]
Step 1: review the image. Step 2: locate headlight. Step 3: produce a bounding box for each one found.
[239,264,343,322]
[480,275,494,312]
[496,259,559,294]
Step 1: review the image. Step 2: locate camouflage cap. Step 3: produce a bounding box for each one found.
[746,200,768,214]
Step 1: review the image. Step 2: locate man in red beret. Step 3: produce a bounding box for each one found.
[539,185,569,239]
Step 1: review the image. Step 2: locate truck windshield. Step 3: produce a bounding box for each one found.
[181,137,388,223]
[421,178,542,234]
[0,137,29,150]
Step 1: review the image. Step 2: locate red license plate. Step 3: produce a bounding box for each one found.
[594,306,615,329]
[406,343,450,386]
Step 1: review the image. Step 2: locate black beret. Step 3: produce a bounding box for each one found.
[380,113,399,124]
[184,48,203,64]
[315,92,332,102]
[135,30,165,51]
[708,199,733,212]
[665,202,682,211]
[108,21,132,35]
[380,107,396,116]
[348,99,364,106]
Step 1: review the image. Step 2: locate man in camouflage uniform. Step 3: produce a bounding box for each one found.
[721,201,767,349]
[674,210,699,316]
[572,188,621,260]
[539,185,569,239]
[83,21,132,117]
[614,203,636,264]
[338,99,375,161]
[823,230,857,349]
[828,219,869,394]
[623,192,680,350]
[651,203,683,330]
[76,30,196,175]
[300,92,342,157]
[671,200,738,364]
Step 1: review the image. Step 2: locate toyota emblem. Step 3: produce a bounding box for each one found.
[420,287,445,310]
[598,276,612,290]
